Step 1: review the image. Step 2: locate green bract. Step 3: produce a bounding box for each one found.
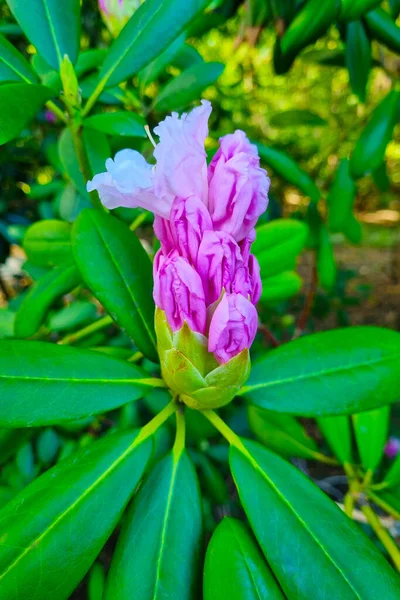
[155,308,250,410]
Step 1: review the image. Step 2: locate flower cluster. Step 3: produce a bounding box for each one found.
[88,100,269,365]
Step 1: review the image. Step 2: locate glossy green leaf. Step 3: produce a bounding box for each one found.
[248,404,319,460]
[317,416,352,464]
[72,209,157,361]
[350,88,400,179]
[191,451,228,504]
[153,62,224,112]
[389,0,400,19]
[340,0,381,21]
[0,33,38,83]
[48,300,97,332]
[230,439,400,599]
[353,406,390,472]
[6,0,80,69]
[342,214,363,244]
[83,111,146,138]
[76,49,107,79]
[36,427,60,464]
[88,563,106,600]
[270,110,327,128]
[253,219,308,278]
[56,182,91,222]
[23,220,73,268]
[58,128,90,198]
[105,449,202,599]
[260,271,303,304]
[0,430,152,598]
[0,340,162,426]
[327,159,357,233]
[0,309,15,339]
[172,43,204,70]
[14,263,81,338]
[317,226,336,290]
[99,0,210,88]
[0,428,33,466]
[139,34,186,90]
[204,518,284,600]
[372,161,390,192]
[83,128,110,176]
[280,0,341,61]
[365,8,400,53]
[346,20,371,102]
[256,143,320,202]
[240,326,400,416]
[0,83,53,145]
[384,454,400,489]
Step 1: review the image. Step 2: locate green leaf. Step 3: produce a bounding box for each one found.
[152,61,224,112]
[83,128,110,176]
[256,143,320,202]
[0,340,162,426]
[372,161,391,192]
[346,20,371,102]
[14,262,81,338]
[55,182,91,223]
[36,427,60,464]
[72,209,157,361]
[0,83,53,145]
[384,454,400,489]
[365,8,400,53]
[99,0,210,88]
[0,430,152,597]
[260,271,303,304]
[0,33,38,83]
[23,219,73,268]
[253,219,308,278]
[0,309,15,339]
[58,128,90,198]
[105,449,202,599]
[6,0,81,69]
[172,43,204,70]
[317,416,352,465]
[139,34,186,90]
[88,563,106,600]
[0,428,33,466]
[270,110,327,128]
[247,404,320,460]
[353,406,390,472]
[76,49,107,79]
[48,300,97,332]
[191,451,228,504]
[240,326,400,416]
[350,88,400,179]
[327,159,357,233]
[340,0,381,21]
[83,111,146,138]
[204,518,285,600]
[230,439,400,599]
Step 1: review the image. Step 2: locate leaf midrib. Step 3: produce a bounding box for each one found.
[152,455,180,600]
[42,0,62,65]
[239,350,400,395]
[232,446,362,599]
[227,521,267,600]
[0,435,149,583]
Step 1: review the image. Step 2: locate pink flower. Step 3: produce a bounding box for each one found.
[208,130,270,242]
[153,100,211,207]
[153,252,206,335]
[208,293,258,364]
[385,437,400,459]
[169,195,212,264]
[197,230,246,304]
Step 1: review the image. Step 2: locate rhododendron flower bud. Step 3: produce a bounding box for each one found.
[153,252,206,335]
[385,437,400,459]
[209,293,258,364]
[88,100,269,410]
[208,130,270,242]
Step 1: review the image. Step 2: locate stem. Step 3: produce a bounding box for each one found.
[69,121,103,210]
[312,452,338,466]
[344,491,355,518]
[258,323,280,348]
[173,407,186,459]
[130,212,148,231]
[293,256,317,338]
[58,315,113,345]
[45,100,68,124]
[361,503,400,572]
[134,400,177,447]
[203,410,245,449]
[363,469,374,488]
[128,351,143,363]
[368,490,400,521]
[81,77,107,117]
